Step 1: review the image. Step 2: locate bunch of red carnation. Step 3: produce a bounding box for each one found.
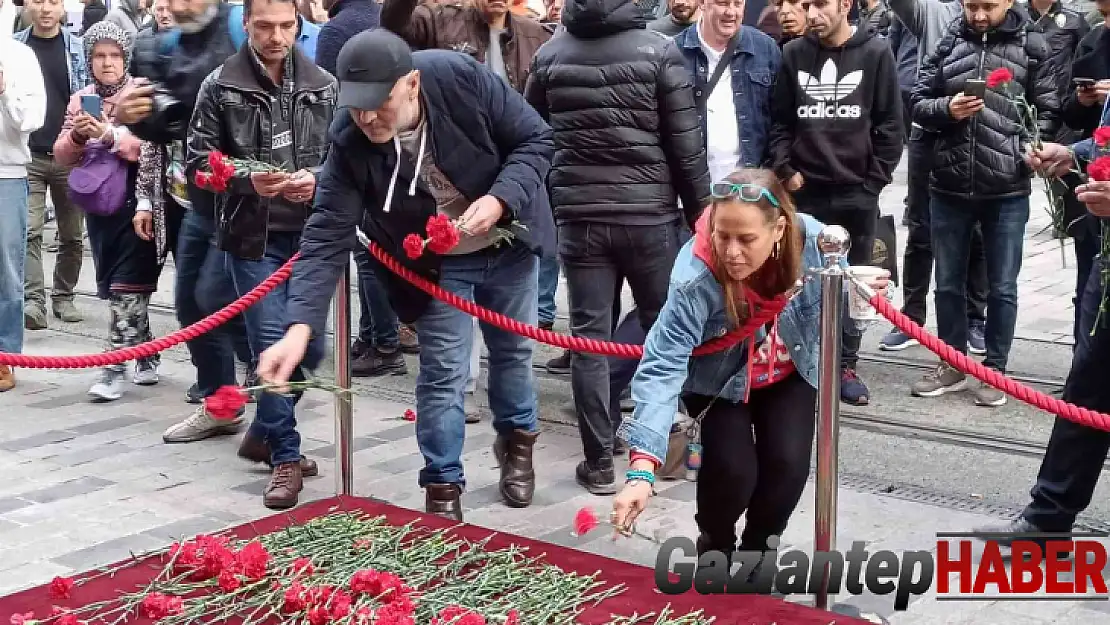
[194,151,237,193]
[279,567,417,625]
[403,215,461,260]
[169,535,271,587]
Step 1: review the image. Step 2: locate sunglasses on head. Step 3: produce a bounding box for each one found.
[710,182,781,209]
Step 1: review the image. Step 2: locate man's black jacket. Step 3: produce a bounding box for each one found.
[912,9,1060,200]
[287,51,555,331]
[185,46,338,261]
[525,0,710,228]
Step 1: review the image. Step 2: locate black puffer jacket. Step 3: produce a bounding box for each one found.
[912,9,1060,200]
[523,0,711,227]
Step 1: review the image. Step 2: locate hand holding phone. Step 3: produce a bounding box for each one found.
[1074,78,1097,89]
[80,94,102,119]
[963,79,987,100]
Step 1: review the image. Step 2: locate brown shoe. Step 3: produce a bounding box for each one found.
[0,366,14,392]
[399,324,420,354]
[493,429,539,508]
[263,462,303,510]
[425,483,463,521]
[237,435,318,477]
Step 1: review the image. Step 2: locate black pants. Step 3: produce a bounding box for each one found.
[794,184,878,369]
[1071,213,1101,346]
[561,221,682,465]
[902,128,988,326]
[1024,256,1110,531]
[686,373,817,552]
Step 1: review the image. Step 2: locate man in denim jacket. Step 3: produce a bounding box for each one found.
[674,0,781,182]
[975,101,1110,545]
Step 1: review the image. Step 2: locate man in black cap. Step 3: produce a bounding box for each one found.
[257,29,556,521]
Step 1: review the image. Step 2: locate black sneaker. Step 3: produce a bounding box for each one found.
[545,350,571,375]
[575,460,616,495]
[185,383,203,404]
[351,338,372,360]
[352,347,407,377]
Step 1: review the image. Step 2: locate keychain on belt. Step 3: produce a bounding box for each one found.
[684,421,702,482]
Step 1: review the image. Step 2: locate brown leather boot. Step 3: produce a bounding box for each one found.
[425,483,463,521]
[263,462,303,510]
[0,366,14,393]
[493,429,538,508]
[237,435,319,476]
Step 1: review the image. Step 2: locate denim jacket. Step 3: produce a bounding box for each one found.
[14,28,88,96]
[675,24,780,168]
[617,213,856,462]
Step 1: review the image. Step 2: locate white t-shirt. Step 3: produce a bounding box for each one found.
[697,24,742,184]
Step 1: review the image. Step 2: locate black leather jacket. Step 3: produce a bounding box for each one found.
[186,46,338,260]
[912,10,1060,200]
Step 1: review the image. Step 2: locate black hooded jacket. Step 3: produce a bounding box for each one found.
[912,9,1060,200]
[523,0,711,228]
[768,24,904,195]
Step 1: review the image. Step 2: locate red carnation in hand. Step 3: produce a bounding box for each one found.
[426,214,461,254]
[48,576,74,600]
[208,151,236,180]
[573,507,599,536]
[1095,127,1110,148]
[204,385,247,421]
[985,67,1013,89]
[194,171,212,189]
[402,234,426,260]
[1089,155,1110,181]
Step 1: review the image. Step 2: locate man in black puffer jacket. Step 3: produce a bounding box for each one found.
[909,3,1059,407]
[525,0,711,495]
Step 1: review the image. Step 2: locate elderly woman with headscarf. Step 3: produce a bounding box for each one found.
[54,21,162,403]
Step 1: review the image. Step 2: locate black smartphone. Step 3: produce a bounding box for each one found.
[964,79,987,99]
[1074,77,1097,89]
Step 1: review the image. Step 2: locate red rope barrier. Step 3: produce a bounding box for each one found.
[869,293,1110,432]
[0,255,299,369]
[364,239,776,357]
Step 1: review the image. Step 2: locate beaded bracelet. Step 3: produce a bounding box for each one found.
[625,469,656,486]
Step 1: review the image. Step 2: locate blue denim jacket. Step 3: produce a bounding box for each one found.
[14,28,88,96]
[675,24,780,168]
[616,213,855,462]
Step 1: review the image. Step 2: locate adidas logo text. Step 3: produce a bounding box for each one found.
[797,103,863,118]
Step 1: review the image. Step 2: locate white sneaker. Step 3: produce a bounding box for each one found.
[162,405,244,443]
[88,369,125,402]
[133,360,160,386]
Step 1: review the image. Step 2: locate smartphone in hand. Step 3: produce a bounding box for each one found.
[1074,77,1097,89]
[964,79,987,100]
[80,94,102,119]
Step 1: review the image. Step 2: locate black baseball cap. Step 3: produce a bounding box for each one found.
[336,30,415,111]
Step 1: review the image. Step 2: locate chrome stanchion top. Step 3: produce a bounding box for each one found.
[816,225,851,269]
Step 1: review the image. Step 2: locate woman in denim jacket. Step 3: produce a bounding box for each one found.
[611,168,889,568]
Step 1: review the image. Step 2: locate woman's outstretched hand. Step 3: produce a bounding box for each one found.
[611,459,657,538]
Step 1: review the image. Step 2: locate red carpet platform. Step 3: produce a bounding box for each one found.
[0,496,864,624]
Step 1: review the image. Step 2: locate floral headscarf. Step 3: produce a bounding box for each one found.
[83,21,134,98]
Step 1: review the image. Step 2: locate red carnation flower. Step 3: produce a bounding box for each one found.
[281,582,307,614]
[236,540,271,580]
[204,385,247,421]
[426,214,461,254]
[291,557,315,577]
[402,409,416,422]
[433,606,486,625]
[56,615,78,625]
[1089,155,1110,181]
[48,576,74,600]
[9,612,34,625]
[506,610,520,625]
[307,605,331,625]
[985,67,1013,89]
[218,570,241,593]
[573,507,599,536]
[139,593,184,620]
[376,601,417,625]
[194,171,212,189]
[1095,127,1110,148]
[402,234,426,260]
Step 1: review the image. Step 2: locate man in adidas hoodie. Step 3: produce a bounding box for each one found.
[0,17,47,393]
[768,0,903,406]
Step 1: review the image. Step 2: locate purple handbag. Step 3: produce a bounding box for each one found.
[68,143,128,216]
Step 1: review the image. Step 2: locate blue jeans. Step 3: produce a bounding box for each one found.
[930,194,1029,372]
[174,210,239,397]
[353,244,400,349]
[413,245,539,487]
[0,179,28,354]
[225,232,324,465]
[538,256,559,325]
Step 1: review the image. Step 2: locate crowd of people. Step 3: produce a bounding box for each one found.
[1,0,1110,585]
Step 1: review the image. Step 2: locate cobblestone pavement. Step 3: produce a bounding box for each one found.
[6,157,1107,623]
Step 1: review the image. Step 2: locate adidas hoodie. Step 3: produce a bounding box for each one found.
[768,25,904,195]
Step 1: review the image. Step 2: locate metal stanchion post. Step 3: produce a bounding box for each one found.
[814,225,850,610]
[333,263,354,496]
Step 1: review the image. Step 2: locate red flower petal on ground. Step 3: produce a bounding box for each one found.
[307,605,331,625]
[236,540,271,580]
[218,570,241,592]
[1094,126,1110,148]
[402,234,426,260]
[1089,155,1110,181]
[204,385,247,421]
[573,507,599,535]
[9,612,34,625]
[985,67,1013,89]
[505,610,520,625]
[291,557,315,577]
[281,582,307,614]
[56,615,78,625]
[376,601,417,625]
[433,606,486,625]
[48,576,74,600]
[329,590,353,619]
[402,409,416,422]
[354,607,372,625]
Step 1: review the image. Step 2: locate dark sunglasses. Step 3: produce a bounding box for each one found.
[710,182,781,209]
